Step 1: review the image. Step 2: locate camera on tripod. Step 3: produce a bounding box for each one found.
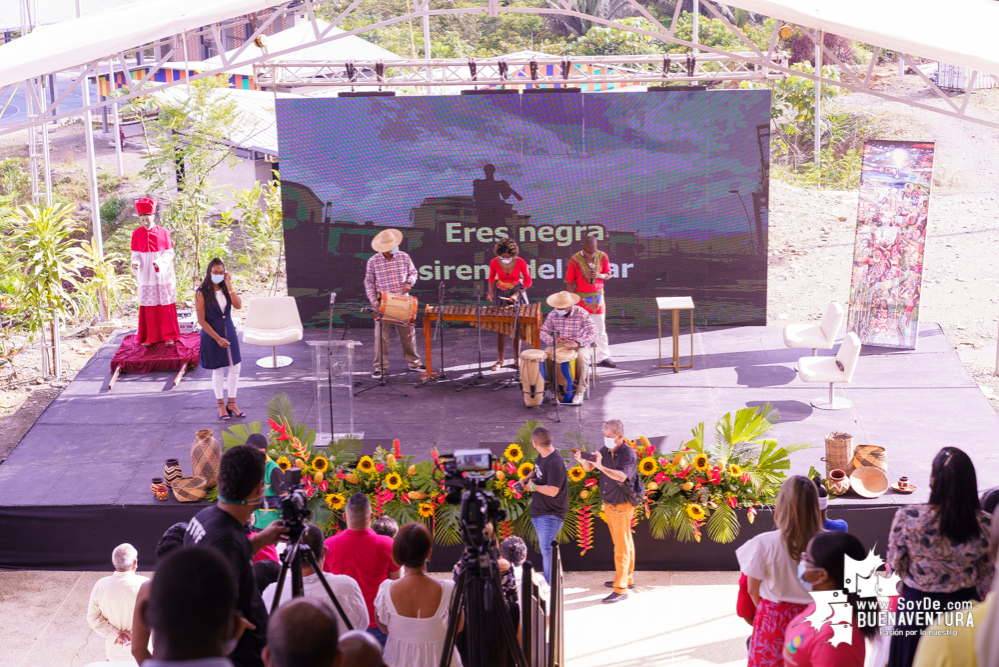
[440,450,506,548]
[270,466,311,537]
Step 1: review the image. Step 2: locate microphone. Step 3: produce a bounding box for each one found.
[360,305,375,313]
[329,292,337,306]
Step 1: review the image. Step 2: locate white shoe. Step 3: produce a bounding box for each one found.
[569,393,584,406]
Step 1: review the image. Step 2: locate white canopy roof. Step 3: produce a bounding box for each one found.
[731,0,999,76]
[0,0,144,31]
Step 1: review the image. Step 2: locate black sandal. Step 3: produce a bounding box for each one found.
[226,400,246,418]
[217,401,230,420]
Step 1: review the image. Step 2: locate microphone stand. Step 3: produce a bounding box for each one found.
[454,286,489,391]
[353,306,409,397]
[544,313,561,422]
[326,292,336,439]
[418,281,449,387]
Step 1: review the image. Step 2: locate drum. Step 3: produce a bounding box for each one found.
[519,349,547,408]
[378,292,417,325]
[547,346,579,403]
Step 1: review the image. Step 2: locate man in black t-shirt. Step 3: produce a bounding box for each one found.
[184,444,288,667]
[522,426,568,583]
[574,418,638,604]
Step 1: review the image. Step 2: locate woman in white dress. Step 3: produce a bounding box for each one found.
[375,522,463,667]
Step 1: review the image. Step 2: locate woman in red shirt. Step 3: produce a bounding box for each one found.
[487,237,532,371]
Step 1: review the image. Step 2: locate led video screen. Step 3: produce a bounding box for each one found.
[276,91,771,327]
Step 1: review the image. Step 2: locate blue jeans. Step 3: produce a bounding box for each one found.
[366,625,387,649]
[531,514,564,584]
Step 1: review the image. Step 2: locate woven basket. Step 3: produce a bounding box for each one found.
[853,445,888,473]
[823,432,855,477]
[172,476,207,503]
[191,429,221,489]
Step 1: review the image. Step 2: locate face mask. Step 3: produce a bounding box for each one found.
[211,274,225,284]
[605,437,619,449]
[500,257,515,265]
[388,246,399,255]
[797,561,818,592]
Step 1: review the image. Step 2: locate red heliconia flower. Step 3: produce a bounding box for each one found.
[267,418,282,433]
[742,473,752,484]
[695,477,707,484]
[584,478,598,488]
[726,496,738,508]
[431,448,441,466]
[747,506,757,524]
[393,439,401,457]
[681,465,692,476]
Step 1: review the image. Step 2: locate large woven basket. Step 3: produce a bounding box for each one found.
[853,445,888,473]
[191,429,221,489]
[824,432,854,477]
[172,476,207,503]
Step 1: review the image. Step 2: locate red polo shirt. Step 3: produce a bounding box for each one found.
[323,529,400,628]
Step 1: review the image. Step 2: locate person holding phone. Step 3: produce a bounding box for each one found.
[574,419,639,603]
[520,426,568,583]
[196,258,243,420]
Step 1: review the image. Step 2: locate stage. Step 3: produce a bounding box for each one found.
[1,322,996,571]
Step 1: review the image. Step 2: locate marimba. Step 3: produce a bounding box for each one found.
[422,302,542,377]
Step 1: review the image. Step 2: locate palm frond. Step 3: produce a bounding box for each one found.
[681,421,706,454]
[266,392,295,425]
[433,503,462,547]
[706,502,741,544]
[328,435,363,464]
[514,420,543,449]
[648,504,672,540]
[222,422,261,449]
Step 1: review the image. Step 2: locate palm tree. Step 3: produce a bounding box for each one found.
[544,0,637,38]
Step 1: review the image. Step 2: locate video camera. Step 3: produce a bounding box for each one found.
[270,466,310,538]
[439,449,506,549]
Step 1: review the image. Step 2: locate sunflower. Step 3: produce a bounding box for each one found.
[326,493,346,510]
[517,462,534,479]
[728,463,743,477]
[312,456,329,474]
[693,454,710,471]
[638,457,657,476]
[686,503,706,521]
[504,443,523,463]
[357,456,375,474]
[418,502,434,518]
[276,456,292,471]
[568,466,586,483]
[385,473,402,490]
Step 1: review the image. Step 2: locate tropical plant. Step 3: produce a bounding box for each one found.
[79,238,135,318]
[223,178,283,280]
[109,83,161,155]
[6,204,85,372]
[544,0,637,38]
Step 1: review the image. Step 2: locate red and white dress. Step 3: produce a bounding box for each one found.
[130,225,180,345]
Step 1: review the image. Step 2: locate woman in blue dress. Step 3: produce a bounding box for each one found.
[195,258,244,420]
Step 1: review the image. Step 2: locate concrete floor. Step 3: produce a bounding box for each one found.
[0,570,747,667]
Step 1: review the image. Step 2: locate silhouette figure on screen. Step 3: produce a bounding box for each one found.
[473,164,523,227]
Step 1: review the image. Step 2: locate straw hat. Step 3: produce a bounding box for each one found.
[850,466,889,498]
[371,228,403,253]
[546,291,581,310]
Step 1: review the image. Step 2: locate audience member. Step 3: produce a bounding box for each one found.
[375,523,462,667]
[262,598,343,667]
[812,476,848,532]
[184,444,288,667]
[982,486,999,515]
[574,419,640,603]
[87,543,149,663]
[132,524,188,665]
[521,426,568,584]
[887,447,994,667]
[263,523,369,632]
[253,560,282,593]
[372,516,399,539]
[324,493,400,647]
[912,504,999,667]
[783,531,874,666]
[736,475,821,667]
[246,433,281,531]
[138,547,240,667]
[339,630,386,667]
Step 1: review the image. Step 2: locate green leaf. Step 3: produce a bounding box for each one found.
[706,502,740,544]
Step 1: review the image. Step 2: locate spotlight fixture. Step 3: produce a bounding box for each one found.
[779,25,793,39]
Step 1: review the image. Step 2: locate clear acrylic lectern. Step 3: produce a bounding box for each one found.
[308,339,363,444]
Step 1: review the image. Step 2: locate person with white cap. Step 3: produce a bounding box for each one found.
[539,291,597,405]
[364,229,424,380]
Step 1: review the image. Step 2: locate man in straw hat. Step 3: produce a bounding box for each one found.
[539,291,597,405]
[364,229,424,380]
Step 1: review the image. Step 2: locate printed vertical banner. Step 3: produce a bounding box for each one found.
[847,141,934,349]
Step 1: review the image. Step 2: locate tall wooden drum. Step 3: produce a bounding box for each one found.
[379,291,417,325]
[519,349,547,407]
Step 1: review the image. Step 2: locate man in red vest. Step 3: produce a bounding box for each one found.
[565,235,615,368]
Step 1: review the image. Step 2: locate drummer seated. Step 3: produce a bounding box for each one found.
[540,291,597,406]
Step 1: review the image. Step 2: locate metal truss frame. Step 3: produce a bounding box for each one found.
[3,0,997,137]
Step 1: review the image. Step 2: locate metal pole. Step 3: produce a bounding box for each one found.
[692,0,699,54]
[814,31,822,169]
[422,5,432,95]
[81,66,108,322]
[108,60,123,176]
[41,86,52,205]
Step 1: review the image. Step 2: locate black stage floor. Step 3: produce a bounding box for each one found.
[2,323,997,570]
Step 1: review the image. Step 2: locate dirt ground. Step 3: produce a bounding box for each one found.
[3,71,999,462]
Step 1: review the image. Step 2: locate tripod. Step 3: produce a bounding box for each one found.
[493,292,525,392]
[268,523,353,630]
[439,543,527,667]
[454,288,491,392]
[353,310,409,397]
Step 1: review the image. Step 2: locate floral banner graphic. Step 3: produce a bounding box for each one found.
[847,140,935,349]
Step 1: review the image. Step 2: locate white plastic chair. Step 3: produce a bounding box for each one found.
[242,297,304,368]
[783,302,844,356]
[797,332,861,410]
